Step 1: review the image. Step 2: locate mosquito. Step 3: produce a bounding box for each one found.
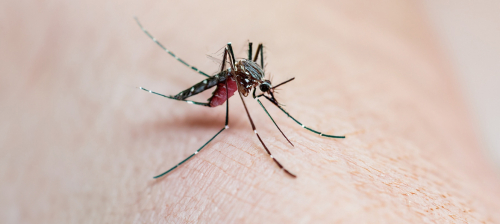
[135,17,345,178]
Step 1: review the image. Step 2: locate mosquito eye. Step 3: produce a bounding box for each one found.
[260,83,270,92]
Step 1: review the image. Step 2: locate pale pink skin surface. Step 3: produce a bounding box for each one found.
[1,0,500,223]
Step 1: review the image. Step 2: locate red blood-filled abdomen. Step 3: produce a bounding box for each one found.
[208,77,238,107]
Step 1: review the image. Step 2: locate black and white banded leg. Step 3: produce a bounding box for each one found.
[226,42,295,177]
[139,48,232,107]
[248,42,294,146]
[248,42,253,61]
[138,87,210,107]
[152,48,232,178]
[135,17,210,77]
[253,43,264,69]
[254,97,293,146]
[262,95,345,138]
[237,91,296,178]
[153,88,229,178]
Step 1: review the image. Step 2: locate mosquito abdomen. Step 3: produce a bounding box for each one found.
[208,76,238,107]
[172,71,228,100]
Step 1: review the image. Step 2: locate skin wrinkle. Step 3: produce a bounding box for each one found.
[344,144,484,223]
[224,141,257,157]
[216,187,259,209]
[197,157,253,186]
[212,150,255,174]
[209,184,259,222]
[162,151,281,222]
[228,128,297,171]
[183,177,216,222]
[210,150,272,185]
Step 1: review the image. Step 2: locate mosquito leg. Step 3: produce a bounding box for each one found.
[253,43,264,69]
[261,95,345,138]
[255,98,294,146]
[259,44,264,69]
[139,87,210,107]
[237,91,296,178]
[248,42,253,60]
[134,17,210,77]
[153,126,226,178]
[139,46,233,107]
[227,43,236,68]
[153,48,232,179]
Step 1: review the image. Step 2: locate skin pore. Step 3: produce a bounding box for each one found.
[1,0,500,223]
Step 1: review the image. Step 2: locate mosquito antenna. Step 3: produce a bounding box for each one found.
[261,95,345,138]
[134,17,210,78]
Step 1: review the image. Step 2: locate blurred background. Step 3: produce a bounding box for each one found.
[423,1,500,171]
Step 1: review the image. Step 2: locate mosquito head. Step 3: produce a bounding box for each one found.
[259,80,272,93]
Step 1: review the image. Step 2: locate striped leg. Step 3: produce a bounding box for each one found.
[261,95,345,138]
[253,43,264,69]
[247,44,295,175]
[154,125,227,178]
[226,43,236,68]
[249,44,294,147]
[138,87,210,107]
[134,17,210,77]
[153,101,229,178]
[237,91,296,178]
[248,42,253,60]
[140,47,232,107]
[255,98,294,146]
[153,47,232,179]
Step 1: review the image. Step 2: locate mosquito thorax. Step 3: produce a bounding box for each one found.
[234,59,266,96]
[234,59,265,80]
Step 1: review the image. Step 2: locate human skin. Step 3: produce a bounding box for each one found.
[1,0,500,223]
